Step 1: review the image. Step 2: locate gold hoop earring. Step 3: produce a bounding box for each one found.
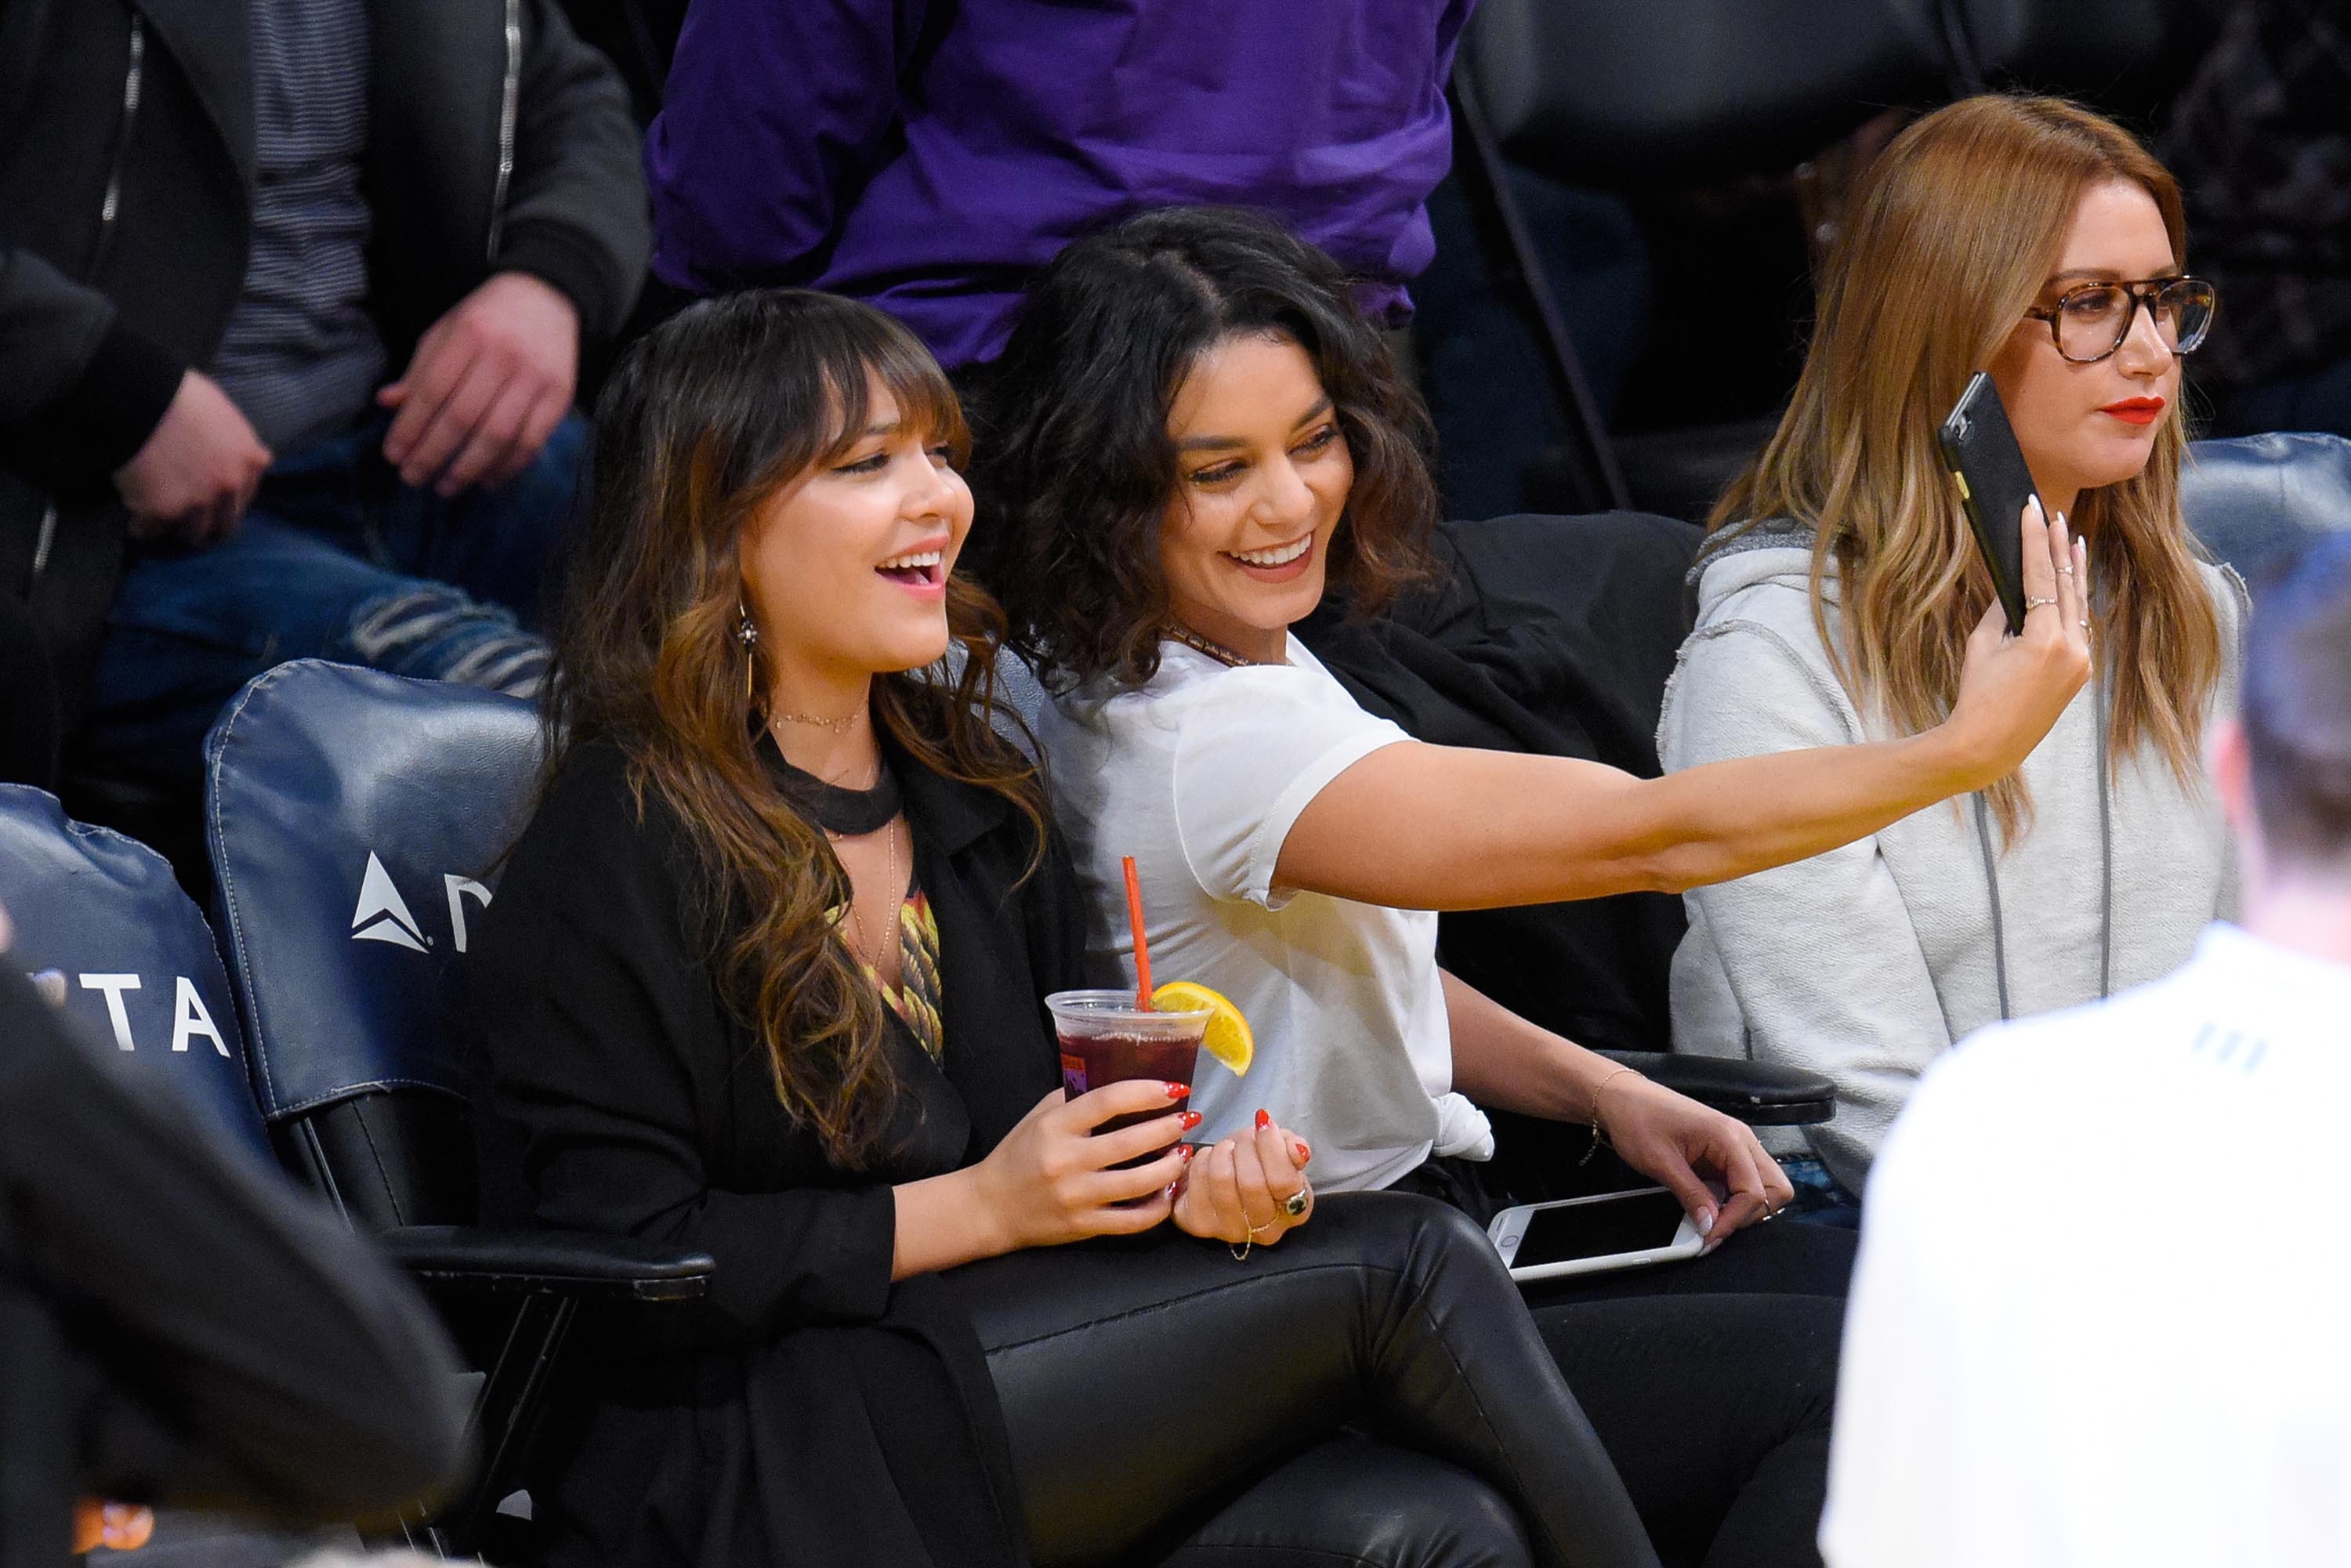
[737,603,760,708]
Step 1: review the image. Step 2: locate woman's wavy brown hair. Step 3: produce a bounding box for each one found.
[1712,93,2224,842]
[968,207,1439,690]
[543,289,1045,1168]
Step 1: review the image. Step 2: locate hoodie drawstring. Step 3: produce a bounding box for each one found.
[1973,672,2114,1022]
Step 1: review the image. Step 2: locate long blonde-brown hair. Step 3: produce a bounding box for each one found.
[545,291,1045,1168]
[1711,93,2222,839]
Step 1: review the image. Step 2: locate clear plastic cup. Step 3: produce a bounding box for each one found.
[1045,989,1212,1155]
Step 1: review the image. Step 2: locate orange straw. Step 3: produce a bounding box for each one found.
[1121,856,1154,1010]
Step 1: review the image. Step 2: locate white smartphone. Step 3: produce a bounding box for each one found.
[1487,1186,1705,1283]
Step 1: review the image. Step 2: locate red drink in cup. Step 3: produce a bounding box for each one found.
[1045,989,1212,1162]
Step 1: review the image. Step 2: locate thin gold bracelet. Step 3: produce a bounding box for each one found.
[1578,1066,1640,1167]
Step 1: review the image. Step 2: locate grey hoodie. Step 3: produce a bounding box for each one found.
[1657,531,2247,1194]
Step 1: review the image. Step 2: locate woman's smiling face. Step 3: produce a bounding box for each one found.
[738,371,973,693]
[1157,331,1353,662]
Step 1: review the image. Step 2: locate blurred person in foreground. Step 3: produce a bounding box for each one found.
[1823,535,2351,1567]
[1661,96,2245,1221]
[645,0,1470,371]
[0,0,647,798]
[0,903,468,1568]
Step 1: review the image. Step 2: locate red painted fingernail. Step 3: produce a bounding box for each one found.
[1179,1110,1203,1132]
[1295,1140,1312,1164]
[1179,1143,1195,1162]
[1164,1081,1191,1099]
[1255,1109,1271,1131]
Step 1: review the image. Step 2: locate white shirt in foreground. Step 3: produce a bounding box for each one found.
[1824,922,2351,1568]
[1040,639,1492,1193]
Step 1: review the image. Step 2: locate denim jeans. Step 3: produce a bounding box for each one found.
[1779,1157,1863,1229]
[83,411,583,797]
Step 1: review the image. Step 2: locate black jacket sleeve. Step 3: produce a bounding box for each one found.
[474,748,902,1348]
[0,965,469,1529]
[491,0,651,340]
[0,245,183,480]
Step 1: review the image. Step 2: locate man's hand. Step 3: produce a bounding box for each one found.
[379,271,578,498]
[114,371,272,547]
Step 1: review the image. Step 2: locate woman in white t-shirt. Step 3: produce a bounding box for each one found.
[966,208,2094,1568]
[973,206,2089,1211]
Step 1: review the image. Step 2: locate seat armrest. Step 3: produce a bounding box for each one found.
[1596,1050,1834,1127]
[376,1225,715,1302]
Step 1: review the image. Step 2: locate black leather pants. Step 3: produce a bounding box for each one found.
[949,1193,1660,1568]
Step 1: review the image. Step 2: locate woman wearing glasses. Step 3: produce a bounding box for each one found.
[1662,95,2244,1221]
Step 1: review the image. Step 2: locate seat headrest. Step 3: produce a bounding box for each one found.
[1459,0,1947,184]
[2183,433,2351,586]
[205,661,542,1121]
[0,785,271,1157]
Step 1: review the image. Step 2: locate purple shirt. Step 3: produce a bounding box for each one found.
[647,0,1475,368]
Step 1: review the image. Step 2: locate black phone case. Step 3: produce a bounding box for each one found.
[1936,371,2037,634]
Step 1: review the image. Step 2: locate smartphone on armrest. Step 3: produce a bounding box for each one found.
[1487,1186,1704,1284]
[1936,371,2039,635]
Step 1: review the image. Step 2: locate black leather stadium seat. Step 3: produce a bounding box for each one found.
[204,661,711,1556]
[1459,0,1947,188]
[0,784,271,1161]
[205,660,538,1226]
[2183,433,2351,586]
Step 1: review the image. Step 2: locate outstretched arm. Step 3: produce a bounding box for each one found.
[1277,502,2089,910]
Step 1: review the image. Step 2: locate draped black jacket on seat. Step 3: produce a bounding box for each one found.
[469,733,1110,1568]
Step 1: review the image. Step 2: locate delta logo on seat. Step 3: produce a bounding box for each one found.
[31,969,235,1058]
[351,852,493,954]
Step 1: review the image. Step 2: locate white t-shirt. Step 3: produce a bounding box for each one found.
[1823,922,2351,1568]
[1039,639,1493,1193]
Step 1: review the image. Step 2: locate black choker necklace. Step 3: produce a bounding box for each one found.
[773,755,903,836]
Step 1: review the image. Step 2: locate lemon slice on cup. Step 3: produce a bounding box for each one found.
[1150,980,1253,1077]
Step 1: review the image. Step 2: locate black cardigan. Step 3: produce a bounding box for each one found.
[470,734,1110,1568]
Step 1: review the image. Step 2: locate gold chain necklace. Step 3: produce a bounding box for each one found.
[831,817,901,967]
[1166,624,1281,668]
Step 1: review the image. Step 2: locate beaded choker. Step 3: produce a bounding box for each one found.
[1166,625,1282,668]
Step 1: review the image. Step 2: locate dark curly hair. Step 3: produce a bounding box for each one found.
[543,289,1044,1168]
[967,207,1438,690]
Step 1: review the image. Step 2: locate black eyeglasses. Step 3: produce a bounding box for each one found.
[2021,276,2219,364]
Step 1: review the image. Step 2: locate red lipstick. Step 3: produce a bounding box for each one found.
[2100,397,2166,425]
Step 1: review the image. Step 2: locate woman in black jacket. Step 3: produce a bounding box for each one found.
[469,290,1665,1568]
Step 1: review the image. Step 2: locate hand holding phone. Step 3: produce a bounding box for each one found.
[1937,371,2040,634]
